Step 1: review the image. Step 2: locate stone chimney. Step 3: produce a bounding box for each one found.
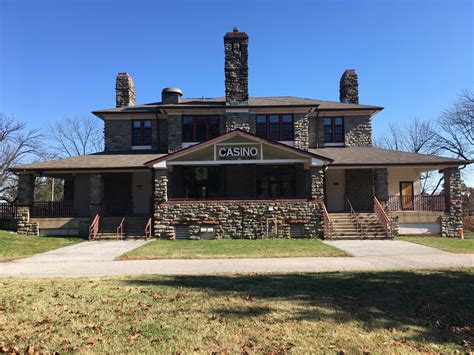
[339,69,359,104]
[224,27,249,105]
[161,87,183,104]
[115,72,136,108]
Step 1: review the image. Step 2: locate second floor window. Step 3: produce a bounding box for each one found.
[132,120,152,146]
[324,117,344,143]
[182,115,220,143]
[256,114,294,141]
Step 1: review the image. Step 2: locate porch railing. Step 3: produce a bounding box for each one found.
[0,203,18,219]
[347,198,366,238]
[373,196,393,238]
[387,195,446,212]
[145,217,152,240]
[117,217,125,239]
[30,201,75,217]
[320,202,334,238]
[89,214,100,240]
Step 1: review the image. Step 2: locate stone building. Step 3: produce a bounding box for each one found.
[11,28,469,239]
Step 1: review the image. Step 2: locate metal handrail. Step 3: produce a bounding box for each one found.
[89,214,100,240]
[116,217,125,239]
[320,202,334,238]
[145,217,152,240]
[373,196,393,238]
[346,198,366,238]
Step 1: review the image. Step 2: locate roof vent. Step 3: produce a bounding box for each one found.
[161,87,183,104]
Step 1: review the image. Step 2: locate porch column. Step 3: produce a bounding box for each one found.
[89,174,103,217]
[17,174,35,206]
[310,167,324,201]
[63,177,74,201]
[154,168,173,239]
[441,167,463,237]
[374,168,388,204]
[154,169,168,203]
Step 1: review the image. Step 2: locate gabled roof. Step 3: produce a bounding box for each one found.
[310,147,470,167]
[145,129,333,167]
[92,96,383,115]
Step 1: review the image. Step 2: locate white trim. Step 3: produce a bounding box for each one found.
[215,142,259,146]
[310,157,325,167]
[132,145,152,150]
[167,159,308,166]
[278,141,295,147]
[182,142,199,149]
[153,161,168,169]
[225,108,249,113]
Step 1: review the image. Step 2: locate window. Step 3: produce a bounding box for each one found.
[323,117,344,143]
[257,165,295,198]
[182,166,224,199]
[256,114,294,141]
[182,115,220,142]
[132,120,152,146]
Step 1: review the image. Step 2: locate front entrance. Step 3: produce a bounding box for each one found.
[325,169,345,212]
[103,173,132,216]
[400,181,414,210]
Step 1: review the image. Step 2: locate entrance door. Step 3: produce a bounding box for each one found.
[325,169,345,212]
[104,173,132,216]
[132,172,152,215]
[400,181,414,210]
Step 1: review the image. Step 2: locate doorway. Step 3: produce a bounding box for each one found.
[400,181,414,210]
[325,169,345,212]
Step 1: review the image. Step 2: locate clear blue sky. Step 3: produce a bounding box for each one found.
[0,0,472,153]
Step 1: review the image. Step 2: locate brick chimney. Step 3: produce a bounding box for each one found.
[339,69,359,104]
[115,72,135,107]
[224,27,248,105]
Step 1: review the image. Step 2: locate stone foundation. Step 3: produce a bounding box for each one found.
[16,206,39,235]
[154,200,323,240]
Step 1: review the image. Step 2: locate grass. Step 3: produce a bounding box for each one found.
[119,238,349,260]
[0,230,84,261]
[398,236,474,254]
[0,270,473,353]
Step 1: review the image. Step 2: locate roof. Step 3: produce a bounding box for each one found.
[11,152,165,172]
[310,147,470,167]
[92,96,383,115]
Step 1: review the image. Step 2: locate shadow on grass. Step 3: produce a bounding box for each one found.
[127,270,474,348]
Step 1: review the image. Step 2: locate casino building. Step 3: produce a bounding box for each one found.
[11,28,469,239]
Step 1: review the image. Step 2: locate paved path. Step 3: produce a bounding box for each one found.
[0,240,472,278]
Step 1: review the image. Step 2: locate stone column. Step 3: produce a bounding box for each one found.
[441,167,463,237]
[154,169,173,239]
[17,174,35,206]
[293,113,309,151]
[310,167,325,201]
[374,168,388,203]
[89,174,103,217]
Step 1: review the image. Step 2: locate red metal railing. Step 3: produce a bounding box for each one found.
[387,195,446,212]
[116,217,125,239]
[346,198,366,238]
[373,196,392,238]
[145,217,152,240]
[89,214,100,240]
[320,202,334,238]
[30,201,74,217]
[0,203,18,219]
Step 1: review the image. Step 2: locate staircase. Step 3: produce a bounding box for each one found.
[329,212,389,239]
[96,216,151,240]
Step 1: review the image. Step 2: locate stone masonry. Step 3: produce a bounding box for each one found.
[374,168,388,203]
[89,174,103,217]
[441,167,463,237]
[344,116,372,147]
[115,73,135,108]
[339,69,359,104]
[224,28,249,105]
[224,112,254,133]
[293,113,309,151]
[167,115,183,153]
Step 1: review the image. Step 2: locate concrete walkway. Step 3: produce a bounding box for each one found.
[0,240,472,278]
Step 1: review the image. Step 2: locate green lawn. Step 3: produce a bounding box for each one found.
[0,230,84,261]
[398,236,474,254]
[0,270,473,353]
[119,238,349,260]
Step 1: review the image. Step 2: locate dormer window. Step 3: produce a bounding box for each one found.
[132,120,152,146]
[256,114,294,141]
[324,117,344,143]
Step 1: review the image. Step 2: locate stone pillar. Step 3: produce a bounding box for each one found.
[154,169,168,204]
[115,72,135,108]
[374,168,388,203]
[339,69,359,104]
[167,114,182,153]
[294,113,309,151]
[310,167,325,201]
[89,174,103,217]
[17,174,35,206]
[441,167,463,237]
[63,177,74,201]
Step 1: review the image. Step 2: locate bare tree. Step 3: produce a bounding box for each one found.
[0,114,44,202]
[47,116,103,157]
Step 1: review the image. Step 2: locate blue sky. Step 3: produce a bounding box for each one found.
[0,0,472,182]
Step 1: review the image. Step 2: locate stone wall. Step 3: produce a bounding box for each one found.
[16,206,39,235]
[224,112,254,133]
[104,120,131,151]
[344,116,372,147]
[294,113,309,151]
[89,174,103,217]
[167,114,182,153]
[441,167,463,237]
[154,201,323,240]
[374,168,388,202]
[157,119,168,153]
[345,169,374,211]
